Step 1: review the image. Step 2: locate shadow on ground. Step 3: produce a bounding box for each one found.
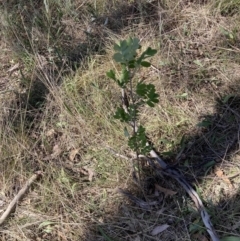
[84,81,240,241]
[1,1,240,240]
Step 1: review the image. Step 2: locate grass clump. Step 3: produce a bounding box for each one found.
[1,0,240,240]
[215,0,240,16]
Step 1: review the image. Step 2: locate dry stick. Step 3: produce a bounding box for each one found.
[157,161,220,241]
[120,87,220,241]
[0,171,42,226]
[151,144,220,241]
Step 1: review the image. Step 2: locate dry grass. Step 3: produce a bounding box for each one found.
[1,0,240,240]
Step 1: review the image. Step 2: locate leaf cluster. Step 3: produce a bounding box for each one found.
[106,66,130,88]
[112,37,157,68]
[107,38,157,88]
[136,82,159,107]
[128,126,152,155]
[114,104,139,123]
[113,37,140,65]
[106,37,158,155]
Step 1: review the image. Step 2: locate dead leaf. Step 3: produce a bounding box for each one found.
[88,168,95,182]
[83,167,96,182]
[51,144,62,158]
[214,167,233,188]
[155,184,177,197]
[46,129,55,137]
[69,148,80,162]
[151,224,169,236]
[215,167,223,177]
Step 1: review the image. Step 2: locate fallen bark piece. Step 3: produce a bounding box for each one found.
[0,171,42,226]
[214,167,233,189]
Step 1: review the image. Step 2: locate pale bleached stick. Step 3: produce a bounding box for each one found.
[0,171,42,226]
[119,87,220,241]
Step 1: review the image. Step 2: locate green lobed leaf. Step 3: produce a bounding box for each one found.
[128,126,152,154]
[113,52,124,63]
[106,69,116,81]
[120,67,130,86]
[146,100,155,107]
[114,107,131,122]
[113,42,121,51]
[140,61,151,67]
[116,79,127,88]
[137,47,157,63]
[128,60,136,68]
[128,104,139,120]
[113,37,140,64]
[144,47,157,57]
[136,82,148,97]
[136,82,159,107]
[128,63,136,68]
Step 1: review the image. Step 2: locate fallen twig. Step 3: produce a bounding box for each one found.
[0,171,42,226]
[140,146,220,241]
